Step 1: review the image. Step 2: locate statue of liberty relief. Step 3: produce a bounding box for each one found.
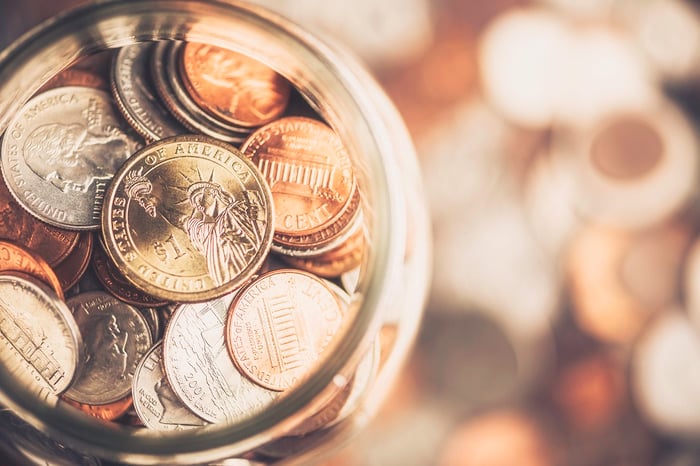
[23,123,133,193]
[125,168,264,286]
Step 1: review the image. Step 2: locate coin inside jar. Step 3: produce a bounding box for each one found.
[0,175,80,267]
[226,269,346,391]
[1,86,142,230]
[64,292,152,405]
[162,292,279,424]
[131,341,208,430]
[0,273,81,398]
[241,117,357,239]
[179,42,291,129]
[101,135,274,302]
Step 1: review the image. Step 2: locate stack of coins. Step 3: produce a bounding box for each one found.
[0,40,370,438]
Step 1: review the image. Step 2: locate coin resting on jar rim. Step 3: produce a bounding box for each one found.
[101,134,274,302]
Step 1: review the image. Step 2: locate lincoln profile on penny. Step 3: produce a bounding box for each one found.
[23,122,132,193]
[125,168,263,286]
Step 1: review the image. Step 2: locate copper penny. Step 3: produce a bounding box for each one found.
[226,269,345,391]
[54,232,93,292]
[0,240,64,299]
[272,189,362,255]
[92,242,169,308]
[0,175,80,267]
[38,68,109,93]
[241,117,357,239]
[180,43,290,128]
[282,224,365,277]
[62,395,133,421]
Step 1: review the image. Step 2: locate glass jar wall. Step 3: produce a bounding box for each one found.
[0,1,430,464]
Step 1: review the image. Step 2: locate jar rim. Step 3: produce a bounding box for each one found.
[0,0,408,463]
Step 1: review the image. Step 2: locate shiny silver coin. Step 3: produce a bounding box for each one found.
[1,86,141,230]
[112,43,186,141]
[65,291,152,405]
[0,273,81,397]
[162,291,278,424]
[132,341,208,430]
[151,42,248,144]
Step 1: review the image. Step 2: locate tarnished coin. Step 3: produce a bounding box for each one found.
[63,395,133,421]
[0,175,80,267]
[0,240,65,299]
[162,292,279,424]
[282,224,365,277]
[39,68,109,93]
[112,44,186,141]
[271,190,362,255]
[0,274,81,397]
[1,86,142,230]
[241,117,357,238]
[226,270,345,391]
[92,242,169,308]
[180,42,290,128]
[65,292,152,405]
[132,341,207,430]
[54,232,93,292]
[102,135,274,302]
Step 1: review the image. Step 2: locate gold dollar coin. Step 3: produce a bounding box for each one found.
[102,135,274,302]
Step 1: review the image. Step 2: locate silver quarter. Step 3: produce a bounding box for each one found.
[65,291,152,404]
[162,291,279,424]
[132,341,208,430]
[112,44,186,141]
[151,42,248,144]
[0,273,81,397]
[1,86,141,230]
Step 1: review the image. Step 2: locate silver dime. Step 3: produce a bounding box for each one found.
[162,291,279,424]
[132,341,208,430]
[1,86,141,230]
[0,274,81,397]
[65,291,152,404]
[112,44,186,141]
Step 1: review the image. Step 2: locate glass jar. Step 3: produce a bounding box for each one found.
[0,0,430,464]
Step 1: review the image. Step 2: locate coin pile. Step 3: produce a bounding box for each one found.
[0,40,369,434]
